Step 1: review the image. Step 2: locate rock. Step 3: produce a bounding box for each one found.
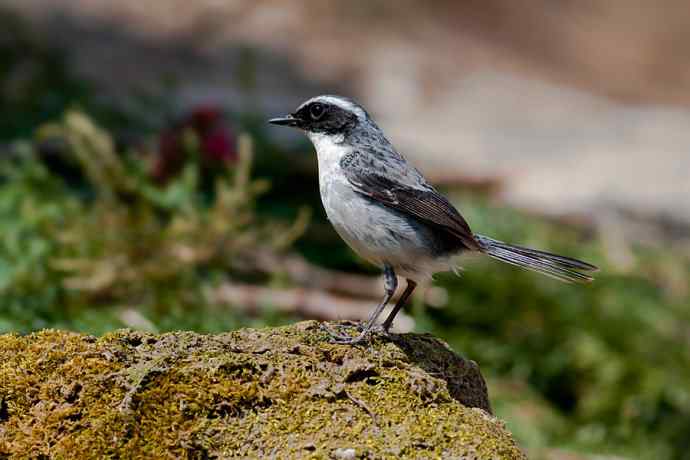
[0,321,525,459]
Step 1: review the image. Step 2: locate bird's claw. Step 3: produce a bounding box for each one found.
[320,322,388,345]
[329,330,372,345]
[320,322,364,343]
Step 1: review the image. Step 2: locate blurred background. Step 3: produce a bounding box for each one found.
[1,1,689,458]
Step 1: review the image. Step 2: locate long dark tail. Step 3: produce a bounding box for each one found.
[475,234,598,283]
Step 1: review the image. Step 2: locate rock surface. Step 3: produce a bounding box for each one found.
[0,321,525,459]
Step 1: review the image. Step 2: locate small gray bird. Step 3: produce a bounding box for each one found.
[269,95,597,344]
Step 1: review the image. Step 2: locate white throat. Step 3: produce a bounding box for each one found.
[307,131,350,175]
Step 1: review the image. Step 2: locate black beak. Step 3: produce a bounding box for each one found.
[268,114,301,127]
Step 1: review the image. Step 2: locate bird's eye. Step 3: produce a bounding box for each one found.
[310,103,325,120]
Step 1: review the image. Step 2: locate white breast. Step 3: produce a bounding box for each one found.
[308,132,349,176]
[306,131,455,281]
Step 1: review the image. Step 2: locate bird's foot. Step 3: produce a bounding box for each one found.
[320,322,387,345]
[320,322,364,343]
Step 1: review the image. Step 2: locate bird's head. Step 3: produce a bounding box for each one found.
[268,95,372,137]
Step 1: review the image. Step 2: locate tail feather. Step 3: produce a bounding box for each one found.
[475,235,598,284]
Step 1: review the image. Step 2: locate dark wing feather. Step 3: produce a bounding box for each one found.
[342,160,480,251]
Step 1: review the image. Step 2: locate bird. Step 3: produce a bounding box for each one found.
[269,95,598,344]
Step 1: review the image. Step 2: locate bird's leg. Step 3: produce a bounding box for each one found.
[325,265,397,344]
[381,279,417,333]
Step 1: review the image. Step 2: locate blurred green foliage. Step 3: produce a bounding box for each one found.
[430,195,690,459]
[0,111,307,333]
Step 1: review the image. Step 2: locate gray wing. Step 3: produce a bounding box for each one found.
[340,150,480,251]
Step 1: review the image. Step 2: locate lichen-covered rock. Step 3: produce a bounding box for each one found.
[0,321,525,459]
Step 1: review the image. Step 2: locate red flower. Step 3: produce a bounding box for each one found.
[152,105,237,184]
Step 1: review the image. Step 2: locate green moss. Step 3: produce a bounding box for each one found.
[0,322,525,459]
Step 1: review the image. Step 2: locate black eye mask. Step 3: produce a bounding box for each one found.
[296,103,358,135]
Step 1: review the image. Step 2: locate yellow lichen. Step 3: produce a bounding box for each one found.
[0,321,526,459]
